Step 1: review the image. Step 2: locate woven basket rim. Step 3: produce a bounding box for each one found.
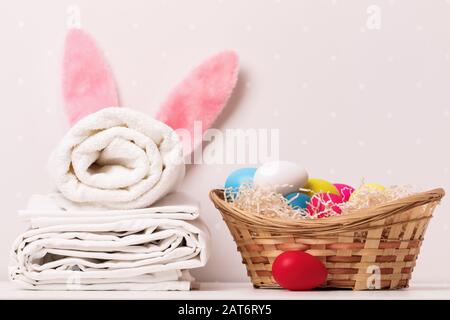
[209,188,445,235]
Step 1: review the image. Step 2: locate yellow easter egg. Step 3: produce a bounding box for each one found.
[364,183,385,191]
[349,183,386,201]
[303,178,339,197]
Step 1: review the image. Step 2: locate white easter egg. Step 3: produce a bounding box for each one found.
[253,161,309,195]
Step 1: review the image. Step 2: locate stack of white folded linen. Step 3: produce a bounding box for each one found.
[9,108,210,291]
[9,193,209,291]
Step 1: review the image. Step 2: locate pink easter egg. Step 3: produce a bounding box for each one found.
[333,183,355,202]
[307,193,344,218]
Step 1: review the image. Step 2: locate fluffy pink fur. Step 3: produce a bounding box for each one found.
[156,51,239,155]
[63,29,119,125]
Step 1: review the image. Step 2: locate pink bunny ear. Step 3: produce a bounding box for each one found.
[156,51,239,155]
[62,28,119,125]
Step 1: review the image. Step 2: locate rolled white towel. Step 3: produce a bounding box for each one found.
[48,107,185,210]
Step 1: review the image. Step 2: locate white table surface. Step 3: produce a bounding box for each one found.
[1,281,449,300]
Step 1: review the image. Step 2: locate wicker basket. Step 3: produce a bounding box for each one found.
[209,188,445,290]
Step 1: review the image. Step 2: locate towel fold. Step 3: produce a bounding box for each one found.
[48,107,185,210]
[9,193,210,291]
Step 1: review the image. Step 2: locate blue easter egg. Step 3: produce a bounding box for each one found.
[225,167,257,194]
[284,192,311,210]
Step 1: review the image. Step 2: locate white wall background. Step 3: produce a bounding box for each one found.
[0,0,449,284]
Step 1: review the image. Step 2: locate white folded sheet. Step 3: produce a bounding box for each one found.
[48,107,185,210]
[9,193,210,291]
[19,192,200,226]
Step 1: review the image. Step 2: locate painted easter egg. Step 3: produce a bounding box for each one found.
[224,167,257,195]
[364,183,385,191]
[253,161,309,195]
[304,178,339,197]
[307,193,344,218]
[333,183,355,202]
[284,192,310,210]
[272,251,328,291]
[349,183,386,201]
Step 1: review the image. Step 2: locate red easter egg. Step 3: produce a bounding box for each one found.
[333,183,355,202]
[272,251,328,291]
[307,193,343,218]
